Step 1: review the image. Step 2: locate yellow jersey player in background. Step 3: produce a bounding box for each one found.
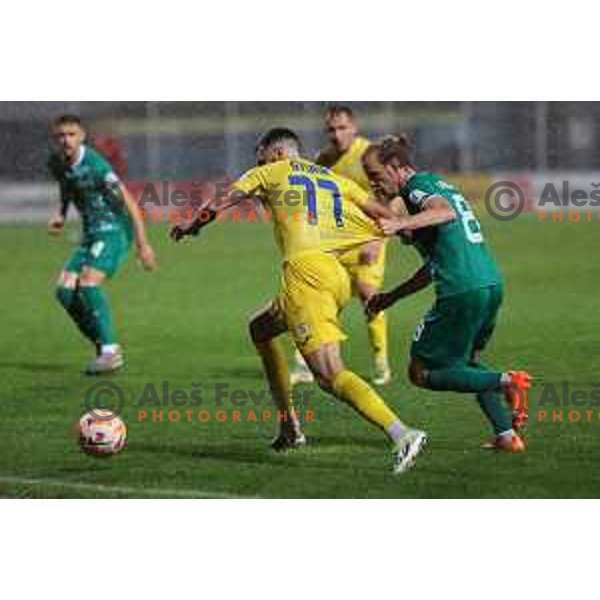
[171,128,427,474]
[290,105,393,387]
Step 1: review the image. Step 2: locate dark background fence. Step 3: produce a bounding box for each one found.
[1,102,600,182]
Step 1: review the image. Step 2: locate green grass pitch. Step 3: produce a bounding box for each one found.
[1,214,599,498]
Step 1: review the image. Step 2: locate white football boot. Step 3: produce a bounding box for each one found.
[86,347,125,376]
[393,429,428,474]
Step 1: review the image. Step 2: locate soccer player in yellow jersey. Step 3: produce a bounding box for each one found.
[290,105,393,387]
[172,128,427,474]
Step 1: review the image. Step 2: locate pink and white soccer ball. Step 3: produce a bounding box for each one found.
[77,411,127,456]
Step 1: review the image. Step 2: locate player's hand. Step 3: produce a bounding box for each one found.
[137,243,158,271]
[170,219,202,243]
[170,223,188,243]
[378,217,407,237]
[48,214,66,236]
[366,292,395,318]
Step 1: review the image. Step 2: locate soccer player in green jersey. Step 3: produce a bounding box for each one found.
[367,136,532,452]
[47,115,157,375]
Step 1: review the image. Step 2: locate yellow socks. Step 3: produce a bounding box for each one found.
[368,311,389,366]
[332,370,403,439]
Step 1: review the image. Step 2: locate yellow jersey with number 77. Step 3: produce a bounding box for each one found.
[231,158,382,261]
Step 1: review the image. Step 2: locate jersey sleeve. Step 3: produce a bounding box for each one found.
[231,166,269,198]
[404,178,446,210]
[339,175,371,208]
[90,150,121,188]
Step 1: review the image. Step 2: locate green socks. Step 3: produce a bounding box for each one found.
[79,286,116,346]
[426,363,512,436]
[426,366,502,394]
[477,389,513,435]
[56,287,99,345]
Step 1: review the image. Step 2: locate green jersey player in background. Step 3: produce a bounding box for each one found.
[366,136,532,452]
[47,115,157,375]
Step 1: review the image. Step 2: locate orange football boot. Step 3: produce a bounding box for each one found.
[506,371,532,433]
[483,433,526,452]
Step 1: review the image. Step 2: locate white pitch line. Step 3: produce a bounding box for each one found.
[0,476,258,500]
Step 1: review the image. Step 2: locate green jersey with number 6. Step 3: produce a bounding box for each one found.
[401,173,502,298]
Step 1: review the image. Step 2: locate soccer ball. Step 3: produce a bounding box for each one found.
[77,410,127,457]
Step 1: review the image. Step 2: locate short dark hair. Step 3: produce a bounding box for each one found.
[378,134,414,168]
[255,140,267,166]
[53,114,84,128]
[325,104,355,121]
[258,127,302,153]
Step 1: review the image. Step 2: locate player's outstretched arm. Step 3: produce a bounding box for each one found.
[367,265,432,317]
[170,188,251,243]
[170,207,219,242]
[379,196,457,236]
[119,183,158,271]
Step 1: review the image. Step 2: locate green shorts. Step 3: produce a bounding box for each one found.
[64,230,132,279]
[411,285,504,369]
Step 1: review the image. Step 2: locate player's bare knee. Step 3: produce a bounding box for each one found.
[355,280,377,306]
[79,276,99,288]
[313,345,345,393]
[312,362,342,395]
[55,273,78,306]
[315,372,335,394]
[79,268,106,288]
[57,272,78,289]
[302,353,333,393]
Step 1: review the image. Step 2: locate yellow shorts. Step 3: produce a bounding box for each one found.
[277,252,352,356]
[338,239,387,291]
